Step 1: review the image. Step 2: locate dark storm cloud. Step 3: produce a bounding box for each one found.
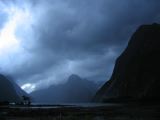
[0,0,160,90]
[29,0,160,52]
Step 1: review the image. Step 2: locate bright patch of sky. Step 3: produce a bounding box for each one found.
[1,4,33,53]
[21,83,36,93]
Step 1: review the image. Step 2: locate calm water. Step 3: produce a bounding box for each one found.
[32,102,119,106]
[10,102,120,109]
[2,103,160,120]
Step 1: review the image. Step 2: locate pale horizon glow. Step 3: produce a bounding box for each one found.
[21,83,36,93]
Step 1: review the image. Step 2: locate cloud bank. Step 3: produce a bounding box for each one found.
[0,0,160,92]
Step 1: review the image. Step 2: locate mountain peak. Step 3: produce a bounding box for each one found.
[94,23,160,102]
[68,74,81,82]
[30,74,98,103]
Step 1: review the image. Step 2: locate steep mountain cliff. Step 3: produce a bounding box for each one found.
[0,74,27,103]
[31,74,98,103]
[94,23,160,102]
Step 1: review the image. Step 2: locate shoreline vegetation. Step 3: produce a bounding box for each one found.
[1,102,160,120]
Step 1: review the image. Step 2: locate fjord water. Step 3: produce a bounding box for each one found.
[2,102,160,120]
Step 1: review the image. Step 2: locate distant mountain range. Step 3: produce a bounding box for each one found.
[30,74,100,104]
[94,23,160,102]
[0,74,28,103]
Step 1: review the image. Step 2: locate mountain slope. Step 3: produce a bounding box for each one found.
[31,74,98,103]
[94,23,160,102]
[0,74,27,103]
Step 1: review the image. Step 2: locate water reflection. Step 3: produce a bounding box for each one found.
[1,103,160,120]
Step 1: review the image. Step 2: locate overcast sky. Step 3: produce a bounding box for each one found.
[0,0,160,93]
